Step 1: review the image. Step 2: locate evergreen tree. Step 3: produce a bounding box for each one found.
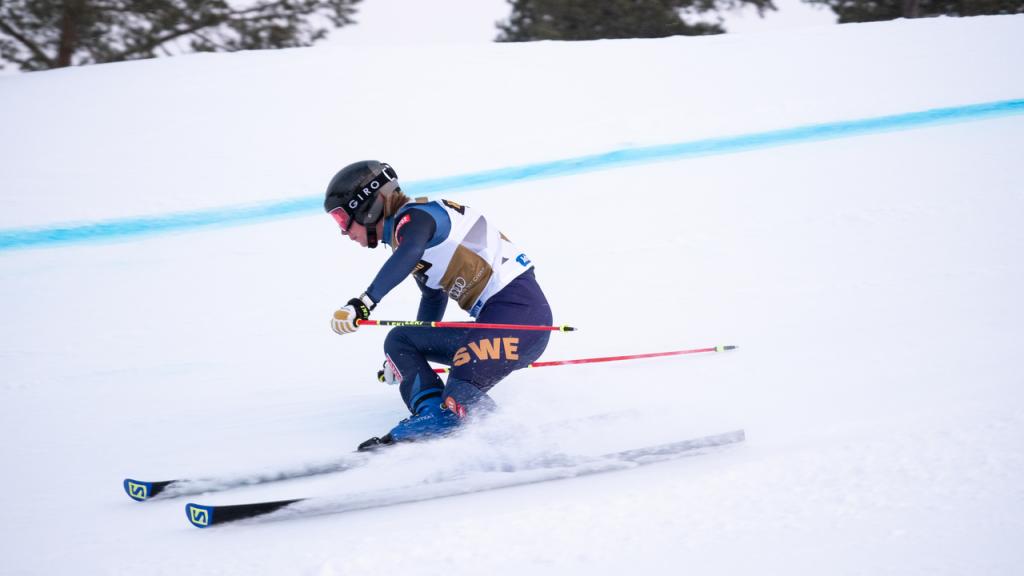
[0,0,361,71]
[496,0,776,41]
[803,0,1023,23]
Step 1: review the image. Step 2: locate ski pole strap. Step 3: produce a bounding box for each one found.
[357,320,576,332]
[432,345,737,373]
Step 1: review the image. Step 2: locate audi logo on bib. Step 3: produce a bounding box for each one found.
[449,277,468,299]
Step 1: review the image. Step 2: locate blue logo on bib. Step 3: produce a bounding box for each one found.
[516,253,531,267]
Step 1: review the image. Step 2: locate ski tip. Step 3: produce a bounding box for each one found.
[124,478,173,501]
[716,345,738,352]
[124,479,154,502]
[186,503,215,528]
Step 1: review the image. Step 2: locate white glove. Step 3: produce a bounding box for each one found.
[331,306,360,335]
[331,295,373,336]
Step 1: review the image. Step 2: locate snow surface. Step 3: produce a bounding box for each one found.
[2,14,1023,576]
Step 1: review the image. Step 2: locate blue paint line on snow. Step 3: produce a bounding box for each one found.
[405,98,1024,196]
[0,197,322,251]
[2,98,1022,251]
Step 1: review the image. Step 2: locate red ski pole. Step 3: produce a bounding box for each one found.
[357,319,576,332]
[432,345,737,373]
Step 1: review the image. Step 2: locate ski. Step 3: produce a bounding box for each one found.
[124,411,638,502]
[123,451,375,502]
[184,429,745,528]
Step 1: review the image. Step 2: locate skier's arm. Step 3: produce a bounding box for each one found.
[416,279,447,322]
[364,210,437,305]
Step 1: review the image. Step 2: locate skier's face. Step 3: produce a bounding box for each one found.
[345,221,370,247]
[344,220,383,248]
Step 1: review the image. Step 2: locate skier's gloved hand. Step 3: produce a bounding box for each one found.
[331,293,374,335]
[377,356,401,386]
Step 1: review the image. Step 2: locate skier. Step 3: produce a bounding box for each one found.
[324,160,553,449]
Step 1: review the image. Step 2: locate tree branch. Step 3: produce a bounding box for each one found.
[2,0,358,69]
[0,17,54,67]
[116,1,326,60]
[114,13,219,60]
[192,29,230,51]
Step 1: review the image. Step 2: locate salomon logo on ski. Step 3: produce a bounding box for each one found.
[187,504,212,528]
[124,480,151,501]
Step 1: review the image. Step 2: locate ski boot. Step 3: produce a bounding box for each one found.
[357,382,497,451]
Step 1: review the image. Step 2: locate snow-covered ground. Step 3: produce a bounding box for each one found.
[2,14,1023,576]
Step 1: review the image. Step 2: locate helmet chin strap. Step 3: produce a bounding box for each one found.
[366,220,379,249]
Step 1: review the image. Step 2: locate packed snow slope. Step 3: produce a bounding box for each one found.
[2,15,1023,576]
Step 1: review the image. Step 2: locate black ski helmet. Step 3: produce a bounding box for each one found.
[324,160,399,248]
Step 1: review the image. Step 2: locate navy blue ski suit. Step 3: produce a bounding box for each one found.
[366,201,552,415]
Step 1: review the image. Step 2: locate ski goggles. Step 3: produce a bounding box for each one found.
[329,207,354,234]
